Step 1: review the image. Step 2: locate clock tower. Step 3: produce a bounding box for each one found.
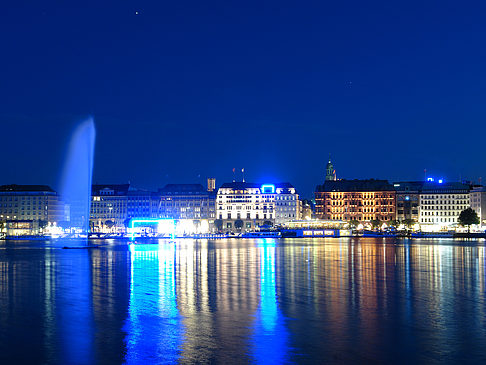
[325,155,336,181]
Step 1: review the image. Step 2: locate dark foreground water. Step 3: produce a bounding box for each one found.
[0,238,485,364]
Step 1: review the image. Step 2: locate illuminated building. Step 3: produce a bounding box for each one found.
[315,179,396,222]
[300,199,314,220]
[91,184,162,233]
[418,181,470,230]
[91,183,217,233]
[157,184,216,221]
[90,184,130,233]
[217,182,273,230]
[274,183,300,225]
[216,182,299,231]
[394,180,472,230]
[470,186,486,227]
[0,185,66,235]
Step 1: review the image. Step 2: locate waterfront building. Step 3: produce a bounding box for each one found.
[470,186,486,227]
[157,184,216,221]
[127,188,156,220]
[90,184,130,233]
[418,181,470,230]
[315,179,396,222]
[274,183,300,225]
[216,182,273,231]
[0,185,66,235]
[300,199,314,220]
[393,180,472,230]
[216,182,299,231]
[394,181,422,222]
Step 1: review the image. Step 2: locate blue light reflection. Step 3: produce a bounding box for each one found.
[124,243,183,363]
[57,251,95,364]
[251,239,289,363]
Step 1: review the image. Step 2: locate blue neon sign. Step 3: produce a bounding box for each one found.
[261,184,275,194]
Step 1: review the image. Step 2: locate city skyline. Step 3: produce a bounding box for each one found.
[3,2,486,363]
[0,146,482,199]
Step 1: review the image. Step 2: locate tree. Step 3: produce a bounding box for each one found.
[234,219,244,230]
[390,220,400,228]
[214,219,223,232]
[38,220,48,230]
[348,219,359,229]
[105,220,115,232]
[371,219,381,230]
[403,219,416,230]
[458,208,480,232]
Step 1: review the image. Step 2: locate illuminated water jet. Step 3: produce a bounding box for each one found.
[59,118,96,235]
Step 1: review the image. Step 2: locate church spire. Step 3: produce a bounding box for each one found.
[325,154,336,181]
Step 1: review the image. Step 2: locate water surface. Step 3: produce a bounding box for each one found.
[0,238,485,364]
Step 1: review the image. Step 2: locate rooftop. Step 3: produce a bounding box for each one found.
[316,179,394,192]
[159,184,210,195]
[219,182,261,190]
[92,184,130,195]
[0,184,55,193]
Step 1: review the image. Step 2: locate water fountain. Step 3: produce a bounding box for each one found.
[59,117,96,238]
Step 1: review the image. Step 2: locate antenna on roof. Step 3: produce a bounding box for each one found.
[232,168,236,182]
[242,168,245,182]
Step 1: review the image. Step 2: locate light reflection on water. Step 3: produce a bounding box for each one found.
[124,243,182,364]
[0,238,484,363]
[251,240,289,364]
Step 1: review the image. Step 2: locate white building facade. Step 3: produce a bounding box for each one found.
[216,182,299,231]
[274,183,300,225]
[419,182,470,231]
[0,184,67,236]
[90,184,130,233]
[470,186,486,227]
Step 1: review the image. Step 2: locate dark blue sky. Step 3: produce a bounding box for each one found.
[2,1,486,197]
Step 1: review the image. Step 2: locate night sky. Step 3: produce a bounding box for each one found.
[2,1,486,197]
